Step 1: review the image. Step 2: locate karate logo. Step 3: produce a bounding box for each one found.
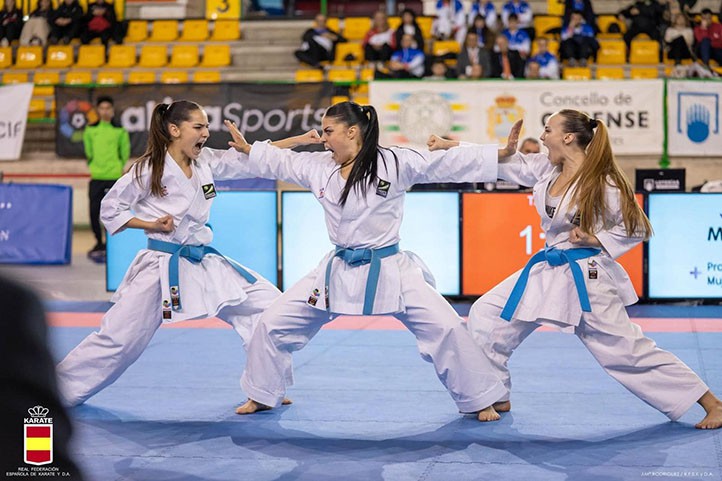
[24,406,53,466]
[376,179,391,198]
[202,183,217,200]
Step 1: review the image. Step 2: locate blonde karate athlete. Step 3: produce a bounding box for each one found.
[432,109,722,429]
[56,100,305,407]
[225,101,515,421]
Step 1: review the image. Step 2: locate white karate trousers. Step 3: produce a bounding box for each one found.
[241,260,508,414]
[57,270,282,407]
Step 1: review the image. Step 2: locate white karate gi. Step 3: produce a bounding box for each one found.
[468,152,709,420]
[57,148,282,406]
[237,141,508,413]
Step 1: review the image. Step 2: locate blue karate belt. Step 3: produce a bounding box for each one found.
[324,243,400,315]
[500,246,601,322]
[147,239,257,311]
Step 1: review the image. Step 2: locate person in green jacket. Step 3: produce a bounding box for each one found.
[83,95,130,261]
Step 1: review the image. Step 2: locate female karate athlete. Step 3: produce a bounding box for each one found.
[433,109,722,429]
[224,101,519,421]
[56,100,301,407]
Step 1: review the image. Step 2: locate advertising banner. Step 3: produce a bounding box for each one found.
[55,82,334,158]
[0,83,34,161]
[371,79,664,155]
[667,80,722,156]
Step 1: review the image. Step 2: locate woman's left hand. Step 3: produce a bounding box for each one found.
[569,227,602,247]
[225,120,251,154]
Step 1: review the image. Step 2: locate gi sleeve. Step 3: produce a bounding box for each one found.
[594,187,645,259]
[205,147,256,180]
[100,166,148,235]
[397,144,498,190]
[497,151,556,187]
[246,141,326,190]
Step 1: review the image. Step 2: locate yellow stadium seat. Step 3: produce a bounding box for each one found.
[170,45,199,68]
[388,16,401,30]
[139,45,167,67]
[200,44,230,67]
[334,42,364,65]
[597,15,626,34]
[75,45,106,68]
[595,66,624,79]
[211,19,240,41]
[160,70,189,84]
[531,38,559,56]
[326,17,340,34]
[597,39,626,64]
[65,70,93,85]
[630,67,658,79]
[417,16,433,39]
[149,19,179,42]
[432,40,460,57]
[630,39,659,64]
[180,19,209,41]
[128,70,156,84]
[343,17,371,41]
[33,71,60,96]
[15,46,43,69]
[295,69,324,82]
[359,68,374,82]
[107,44,136,68]
[46,45,74,68]
[327,69,356,83]
[0,46,11,68]
[125,20,148,42]
[28,98,48,119]
[3,72,29,84]
[192,70,222,83]
[96,70,124,84]
[547,0,564,16]
[533,16,562,37]
[331,95,350,104]
[562,66,591,80]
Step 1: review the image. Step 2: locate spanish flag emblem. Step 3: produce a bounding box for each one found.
[24,425,53,465]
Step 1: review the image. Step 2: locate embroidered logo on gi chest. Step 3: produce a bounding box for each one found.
[307,288,320,306]
[202,183,217,199]
[376,179,391,198]
[588,259,598,279]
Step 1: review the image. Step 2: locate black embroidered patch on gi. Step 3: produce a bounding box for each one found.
[202,183,217,199]
[571,211,581,226]
[162,309,172,320]
[588,269,598,280]
[376,179,391,198]
[307,288,320,306]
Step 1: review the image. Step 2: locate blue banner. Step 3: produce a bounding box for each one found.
[0,184,72,264]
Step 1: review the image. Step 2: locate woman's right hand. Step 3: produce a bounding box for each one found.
[225,120,251,154]
[152,214,175,233]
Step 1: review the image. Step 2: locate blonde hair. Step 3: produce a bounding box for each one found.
[557,109,653,239]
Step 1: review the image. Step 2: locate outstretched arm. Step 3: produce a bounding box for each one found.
[225,120,322,152]
[427,119,522,162]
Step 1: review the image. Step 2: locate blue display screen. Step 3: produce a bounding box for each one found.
[281,191,461,295]
[106,191,278,291]
[647,193,722,299]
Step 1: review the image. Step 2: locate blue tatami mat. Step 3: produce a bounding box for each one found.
[50,327,722,481]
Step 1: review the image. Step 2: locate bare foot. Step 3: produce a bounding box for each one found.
[493,401,511,412]
[696,392,722,429]
[235,399,272,415]
[477,405,501,422]
[282,398,292,405]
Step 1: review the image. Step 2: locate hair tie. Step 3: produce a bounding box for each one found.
[158,103,170,117]
[589,118,598,129]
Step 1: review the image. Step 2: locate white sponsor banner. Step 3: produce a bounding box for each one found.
[370,80,664,155]
[667,80,722,156]
[0,83,33,161]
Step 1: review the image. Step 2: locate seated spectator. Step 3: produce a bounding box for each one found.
[693,8,722,67]
[81,0,123,45]
[394,8,425,52]
[665,13,693,65]
[560,10,598,66]
[503,13,531,58]
[294,13,346,68]
[468,14,494,49]
[363,10,394,64]
[528,36,560,78]
[0,0,23,47]
[563,0,598,33]
[50,0,84,45]
[468,1,498,31]
[520,137,541,153]
[525,58,542,78]
[389,33,426,78]
[424,58,455,79]
[501,0,533,31]
[458,31,492,78]
[19,0,53,46]
[432,0,467,43]
[490,34,525,78]
[618,0,665,48]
